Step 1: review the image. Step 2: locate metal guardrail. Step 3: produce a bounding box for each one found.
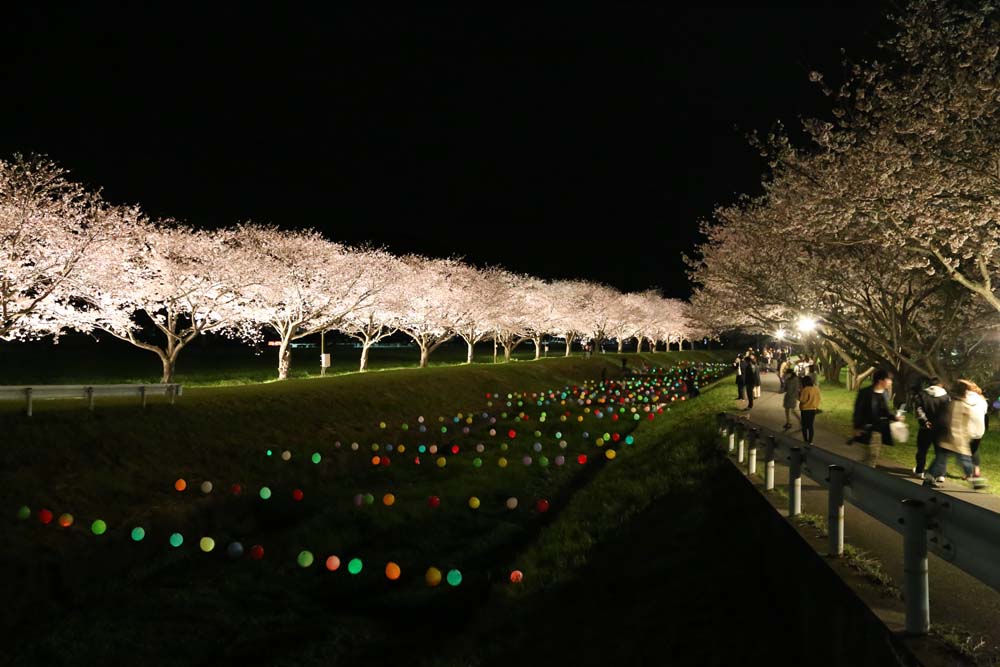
[0,384,183,416]
[717,412,1000,636]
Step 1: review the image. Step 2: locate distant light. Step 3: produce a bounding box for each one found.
[775,328,786,340]
[797,317,817,333]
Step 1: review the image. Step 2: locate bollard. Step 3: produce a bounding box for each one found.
[25,387,33,417]
[789,447,802,516]
[737,423,746,464]
[140,385,147,409]
[901,499,930,635]
[747,428,758,476]
[728,423,736,453]
[765,435,776,491]
[827,465,845,557]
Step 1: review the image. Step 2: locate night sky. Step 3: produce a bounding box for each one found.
[1,3,894,298]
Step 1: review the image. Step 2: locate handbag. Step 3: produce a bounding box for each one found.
[889,420,909,444]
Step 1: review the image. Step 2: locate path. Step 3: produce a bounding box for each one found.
[735,370,1000,653]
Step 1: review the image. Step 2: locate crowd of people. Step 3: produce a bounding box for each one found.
[732,349,992,491]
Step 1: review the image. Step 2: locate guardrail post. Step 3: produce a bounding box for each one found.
[25,387,33,417]
[87,386,95,411]
[827,465,845,557]
[747,428,758,476]
[140,385,147,409]
[901,499,930,636]
[169,385,176,406]
[765,435,776,491]
[789,447,802,517]
[736,423,745,464]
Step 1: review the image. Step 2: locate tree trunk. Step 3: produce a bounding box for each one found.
[159,352,175,384]
[533,337,541,360]
[419,345,430,368]
[359,342,371,372]
[616,338,623,353]
[493,337,498,364]
[277,339,292,380]
[467,340,475,364]
[564,335,573,357]
[503,344,512,362]
[636,337,643,353]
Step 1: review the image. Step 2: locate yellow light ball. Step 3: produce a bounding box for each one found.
[436,457,447,468]
[498,457,508,468]
[605,449,617,460]
[425,566,442,587]
[199,537,216,552]
[468,496,481,509]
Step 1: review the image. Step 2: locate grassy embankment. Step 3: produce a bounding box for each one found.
[2,350,735,666]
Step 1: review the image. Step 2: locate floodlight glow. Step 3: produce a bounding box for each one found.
[797,317,817,333]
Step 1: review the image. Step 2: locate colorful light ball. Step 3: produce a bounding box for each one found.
[536,499,550,513]
[473,457,483,468]
[498,457,508,468]
[231,483,243,495]
[91,519,107,535]
[450,445,460,454]
[363,493,375,505]
[522,456,532,466]
[533,442,542,452]
[174,478,187,492]
[199,537,215,552]
[425,566,442,587]
[259,486,272,500]
[555,455,565,466]
[348,558,363,575]
[436,457,447,468]
[311,452,322,464]
[379,421,387,429]
[428,495,441,508]
[507,429,517,439]
[397,445,406,454]
[200,481,213,494]
[227,542,243,559]
[500,443,509,452]
[292,489,304,501]
[326,555,341,571]
[446,569,463,586]
[169,533,184,548]
[16,506,30,521]
[351,442,360,451]
[429,445,438,454]
[506,497,518,510]
[539,456,549,467]
[605,449,617,460]
[249,544,264,560]
[468,497,481,510]
[281,450,291,461]
[131,526,145,542]
[577,455,588,465]
[297,550,314,567]
[353,493,364,507]
[625,435,635,445]
[266,449,273,457]
[383,493,395,506]
[489,429,496,437]
[385,562,401,580]
[371,456,381,466]
[510,570,524,583]
[58,513,74,528]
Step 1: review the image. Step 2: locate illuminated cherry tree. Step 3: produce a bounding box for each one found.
[394,255,464,368]
[227,225,377,380]
[0,154,127,341]
[73,222,252,383]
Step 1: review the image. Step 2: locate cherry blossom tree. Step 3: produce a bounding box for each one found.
[547,279,591,357]
[72,221,253,383]
[227,225,378,380]
[449,264,502,364]
[394,255,464,368]
[339,251,405,372]
[0,154,127,341]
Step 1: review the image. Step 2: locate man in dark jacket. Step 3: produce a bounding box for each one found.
[851,370,896,465]
[912,377,949,478]
[734,355,745,400]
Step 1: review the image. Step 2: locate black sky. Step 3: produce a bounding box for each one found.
[1,3,895,298]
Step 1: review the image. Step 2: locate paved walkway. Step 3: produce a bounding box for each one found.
[733,371,1000,652]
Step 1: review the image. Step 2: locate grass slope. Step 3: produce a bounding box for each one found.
[1,351,729,666]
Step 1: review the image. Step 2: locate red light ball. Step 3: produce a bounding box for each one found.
[292,489,304,501]
[428,495,441,508]
[231,483,243,495]
[508,429,517,439]
[536,499,550,513]
[510,569,524,583]
[249,544,265,560]
[38,509,53,525]
[577,454,588,465]
[450,445,459,455]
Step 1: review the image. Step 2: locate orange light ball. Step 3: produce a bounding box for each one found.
[385,562,401,580]
[510,569,524,583]
[174,478,187,492]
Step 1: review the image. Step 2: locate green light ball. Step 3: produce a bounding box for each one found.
[169,532,184,547]
[297,550,314,567]
[311,452,322,464]
[363,493,375,505]
[16,506,30,520]
[472,457,482,468]
[260,486,272,500]
[131,527,145,542]
[348,558,363,575]
[446,569,463,586]
[91,519,107,536]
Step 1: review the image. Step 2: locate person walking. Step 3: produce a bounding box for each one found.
[782,369,800,429]
[912,377,949,478]
[851,369,899,467]
[734,354,745,401]
[967,382,989,480]
[798,376,820,444]
[742,355,757,410]
[750,355,762,399]
[924,379,987,489]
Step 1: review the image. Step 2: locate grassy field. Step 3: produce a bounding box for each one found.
[2,350,739,666]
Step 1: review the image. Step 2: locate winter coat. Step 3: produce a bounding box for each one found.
[914,385,949,435]
[742,360,759,388]
[940,391,987,457]
[799,386,821,410]
[852,387,892,430]
[783,375,800,409]
[734,359,744,387]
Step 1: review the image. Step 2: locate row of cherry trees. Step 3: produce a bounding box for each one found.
[1,155,700,382]
[687,0,1000,390]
